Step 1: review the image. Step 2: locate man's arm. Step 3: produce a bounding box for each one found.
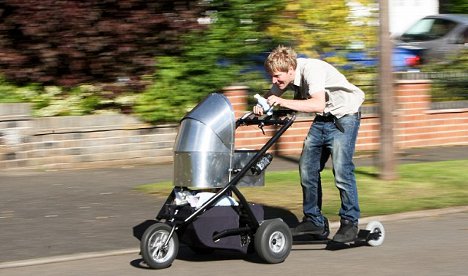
[264,83,284,98]
[267,90,326,113]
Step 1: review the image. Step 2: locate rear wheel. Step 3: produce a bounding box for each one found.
[141,223,179,269]
[254,219,292,264]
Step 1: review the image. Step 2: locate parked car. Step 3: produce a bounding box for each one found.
[344,47,421,71]
[393,14,468,63]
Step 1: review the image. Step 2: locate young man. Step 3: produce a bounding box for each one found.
[254,45,364,242]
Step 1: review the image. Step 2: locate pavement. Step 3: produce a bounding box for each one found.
[0,145,467,267]
[1,211,468,276]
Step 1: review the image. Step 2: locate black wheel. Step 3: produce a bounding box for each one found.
[254,219,292,264]
[140,223,179,269]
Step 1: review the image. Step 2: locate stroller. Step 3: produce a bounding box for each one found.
[138,93,385,269]
[139,93,296,269]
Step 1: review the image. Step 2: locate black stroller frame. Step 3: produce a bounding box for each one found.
[139,101,297,269]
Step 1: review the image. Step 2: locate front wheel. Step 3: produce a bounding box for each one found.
[140,223,179,269]
[254,219,292,264]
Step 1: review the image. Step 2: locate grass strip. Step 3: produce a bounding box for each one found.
[135,160,468,221]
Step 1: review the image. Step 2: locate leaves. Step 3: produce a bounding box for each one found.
[134,0,283,123]
[0,0,204,87]
[266,0,378,61]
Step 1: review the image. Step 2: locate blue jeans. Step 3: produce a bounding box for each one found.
[299,113,361,226]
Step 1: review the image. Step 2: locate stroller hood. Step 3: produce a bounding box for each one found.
[175,93,235,150]
[173,93,235,188]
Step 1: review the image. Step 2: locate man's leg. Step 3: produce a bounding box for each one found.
[296,121,329,234]
[317,145,331,211]
[330,114,361,242]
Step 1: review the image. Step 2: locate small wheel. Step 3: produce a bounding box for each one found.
[254,219,292,264]
[140,223,179,269]
[365,221,385,247]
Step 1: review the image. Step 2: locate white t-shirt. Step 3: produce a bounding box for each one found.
[270,58,365,118]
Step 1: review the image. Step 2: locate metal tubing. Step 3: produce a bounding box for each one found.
[163,225,177,247]
[212,226,251,241]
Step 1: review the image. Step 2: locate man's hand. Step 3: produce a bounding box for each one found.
[253,104,264,115]
[254,95,281,115]
[267,95,283,107]
[262,90,326,113]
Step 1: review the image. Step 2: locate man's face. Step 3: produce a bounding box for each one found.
[270,67,295,90]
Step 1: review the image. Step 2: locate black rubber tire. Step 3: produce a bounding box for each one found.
[254,219,292,264]
[140,223,179,269]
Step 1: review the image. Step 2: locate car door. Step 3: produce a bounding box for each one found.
[442,26,468,59]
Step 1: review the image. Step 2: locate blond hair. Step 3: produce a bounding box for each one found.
[264,45,297,74]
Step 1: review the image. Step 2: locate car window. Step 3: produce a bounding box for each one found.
[400,18,458,42]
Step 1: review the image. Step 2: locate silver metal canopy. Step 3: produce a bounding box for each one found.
[173,93,235,188]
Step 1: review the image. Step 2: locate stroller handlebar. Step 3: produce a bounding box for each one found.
[236,109,296,128]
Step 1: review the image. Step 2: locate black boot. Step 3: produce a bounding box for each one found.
[311,217,330,240]
[332,219,358,243]
[294,217,329,238]
[294,220,324,235]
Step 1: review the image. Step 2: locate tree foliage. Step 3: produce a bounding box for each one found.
[422,48,468,101]
[134,0,283,123]
[439,0,468,14]
[265,0,378,64]
[0,0,203,87]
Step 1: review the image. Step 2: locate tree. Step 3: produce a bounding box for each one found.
[265,0,378,63]
[135,0,284,123]
[0,0,204,87]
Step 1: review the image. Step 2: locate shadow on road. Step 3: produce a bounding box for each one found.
[129,245,265,270]
[130,204,375,270]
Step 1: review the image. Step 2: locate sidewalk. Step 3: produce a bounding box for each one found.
[0,145,467,264]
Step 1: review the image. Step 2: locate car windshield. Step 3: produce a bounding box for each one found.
[400,18,457,42]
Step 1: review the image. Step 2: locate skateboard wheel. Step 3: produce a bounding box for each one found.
[365,220,385,247]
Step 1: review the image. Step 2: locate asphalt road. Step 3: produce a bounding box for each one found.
[1,211,467,276]
[0,164,168,263]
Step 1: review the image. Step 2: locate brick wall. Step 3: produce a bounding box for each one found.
[230,80,468,154]
[0,107,177,170]
[395,80,468,148]
[1,81,467,170]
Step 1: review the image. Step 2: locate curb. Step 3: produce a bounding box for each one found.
[356,205,468,225]
[330,205,468,229]
[1,206,467,269]
[0,248,139,269]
